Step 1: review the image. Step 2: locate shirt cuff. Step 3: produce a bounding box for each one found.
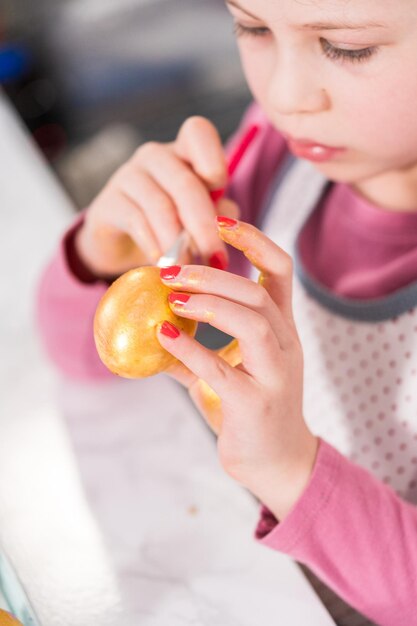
[63,215,100,284]
[254,438,342,552]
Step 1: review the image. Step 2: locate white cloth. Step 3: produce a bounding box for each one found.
[0,92,127,626]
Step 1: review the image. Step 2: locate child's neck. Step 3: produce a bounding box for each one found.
[351,165,417,213]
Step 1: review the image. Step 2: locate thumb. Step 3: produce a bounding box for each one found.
[164,359,197,389]
[165,362,222,435]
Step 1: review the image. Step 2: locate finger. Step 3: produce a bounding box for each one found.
[160,264,292,350]
[102,190,162,262]
[116,166,181,252]
[135,142,228,265]
[214,197,240,220]
[216,217,296,327]
[174,116,228,190]
[167,292,282,383]
[156,321,244,401]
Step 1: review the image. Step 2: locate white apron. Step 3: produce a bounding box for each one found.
[256,155,417,626]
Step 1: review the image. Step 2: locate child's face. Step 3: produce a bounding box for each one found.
[226,0,417,184]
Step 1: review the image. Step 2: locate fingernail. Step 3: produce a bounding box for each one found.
[216,216,238,229]
[168,292,190,306]
[210,188,225,203]
[160,321,180,338]
[209,250,228,270]
[160,265,181,280]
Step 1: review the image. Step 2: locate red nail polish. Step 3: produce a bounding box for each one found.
[210,188,225,203]
[160,321,180,338]
[168,292,190,305]
[216,216,238,228]
[160,265,181,280]
[209,250,228,270]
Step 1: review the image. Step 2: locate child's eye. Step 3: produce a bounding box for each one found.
[320,38,378,64]
[233,24,378,65]
[233,23,270,39]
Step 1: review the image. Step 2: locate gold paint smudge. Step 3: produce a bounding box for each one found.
[187,505,199,516]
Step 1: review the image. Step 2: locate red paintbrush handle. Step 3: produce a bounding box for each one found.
[209,123,259,203]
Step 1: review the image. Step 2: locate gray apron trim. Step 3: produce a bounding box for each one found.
[262,154,417,322]
[293,240,417,323]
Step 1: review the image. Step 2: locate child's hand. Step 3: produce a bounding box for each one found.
[74,117,239,279]
[157,218,319,521]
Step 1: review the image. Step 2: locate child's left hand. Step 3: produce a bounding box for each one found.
[157,218,319,520]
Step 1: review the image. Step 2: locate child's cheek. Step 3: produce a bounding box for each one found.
[336,56,417,164]
[239,46,274,106]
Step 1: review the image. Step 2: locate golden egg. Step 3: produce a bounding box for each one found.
[94,266,197,378]
[0,611,23,626]
[191,338,242,434]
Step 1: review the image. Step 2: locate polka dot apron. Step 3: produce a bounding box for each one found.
[255,154,417,626]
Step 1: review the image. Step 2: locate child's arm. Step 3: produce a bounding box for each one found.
[36,216,113,380]
[36,102,288,380]
[157,218,416,626]
[256,438,417,626]
[36,118,239,379]
[158,218,319,516]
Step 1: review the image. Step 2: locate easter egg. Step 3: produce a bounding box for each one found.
[0,611,23,626]
[94,266,197,378]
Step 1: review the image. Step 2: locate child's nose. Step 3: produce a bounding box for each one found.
[268,54,330,116]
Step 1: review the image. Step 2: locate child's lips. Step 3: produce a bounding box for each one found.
[283,133,346,162]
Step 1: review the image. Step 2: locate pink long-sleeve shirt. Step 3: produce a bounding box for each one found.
[36,102,417,626]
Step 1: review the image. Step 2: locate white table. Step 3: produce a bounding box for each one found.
[0,92,335,626]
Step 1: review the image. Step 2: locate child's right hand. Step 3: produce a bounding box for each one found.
[74,117,240,279]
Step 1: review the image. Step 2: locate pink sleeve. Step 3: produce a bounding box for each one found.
[36,216,114,381]
[255,438,417,626]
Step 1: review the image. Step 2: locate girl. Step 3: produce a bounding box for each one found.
[37,1,417,624]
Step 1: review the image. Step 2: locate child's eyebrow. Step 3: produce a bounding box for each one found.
[225,0,387,31]
[298,20,387,31]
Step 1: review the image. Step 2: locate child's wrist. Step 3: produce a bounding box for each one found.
[63,221,115,284]
[64,221,101,284]
[73,224,118,283]
[251,433,319,522]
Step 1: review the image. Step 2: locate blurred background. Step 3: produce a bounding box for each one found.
[0,0,252,208]
[0,5,254,621]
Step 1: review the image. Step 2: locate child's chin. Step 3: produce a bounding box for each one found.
[310,158,372,185]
